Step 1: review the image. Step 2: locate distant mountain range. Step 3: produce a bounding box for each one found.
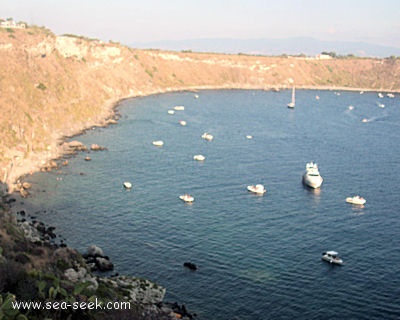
[131,37,400,58]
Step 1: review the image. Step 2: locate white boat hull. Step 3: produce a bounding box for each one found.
[346,197,366,205]
[201,133,214,141]
[302,174,323,188]
[193,155,205,161]
[179,195,194,202]
[123,182,132,189]
[322,254,343,266]
[152,140,164,146]
[247,185,266,194]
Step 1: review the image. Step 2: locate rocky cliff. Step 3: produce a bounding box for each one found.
[1,26,400,192]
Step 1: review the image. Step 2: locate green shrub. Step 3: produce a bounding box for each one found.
[36,83,46,90]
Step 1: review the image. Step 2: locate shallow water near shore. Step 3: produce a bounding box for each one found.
[20,89,400,319]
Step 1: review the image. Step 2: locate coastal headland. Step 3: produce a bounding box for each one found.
[1,25,400,192]
[0,24,400,319]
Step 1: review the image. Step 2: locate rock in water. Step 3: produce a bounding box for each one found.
[183,262,197,270]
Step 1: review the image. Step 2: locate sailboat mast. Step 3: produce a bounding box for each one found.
[287,86,295,108]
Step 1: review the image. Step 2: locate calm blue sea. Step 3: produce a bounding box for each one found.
[21,89,400,319]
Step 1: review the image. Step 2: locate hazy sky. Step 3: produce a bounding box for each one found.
[1,0,400,47]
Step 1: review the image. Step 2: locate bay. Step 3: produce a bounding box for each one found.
[22,89,400,319]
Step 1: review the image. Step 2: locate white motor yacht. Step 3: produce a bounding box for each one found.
[322,251,343,265]
[302,162,323,188]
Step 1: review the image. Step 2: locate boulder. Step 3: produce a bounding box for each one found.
[64,267,98,291]
[63,140,88,153]
[86,245,104,257]
[95,257,114,271]
[83,245,114,272]
[90,143,107,151]
[22,182,32,189]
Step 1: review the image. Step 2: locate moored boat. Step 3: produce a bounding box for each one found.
[152,140,164,146]
[123,182,132,189]
[302,162,323,188]
[247,184,266,195]
[346,195,366,205]
[201,132,214,141]
[193,154,205,161]
[287,86,295,108]
[179,194,194,202]
[322,251,343,265]
[174,106,185,111]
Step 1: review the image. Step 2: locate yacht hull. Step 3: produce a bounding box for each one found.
[302,174,323,189]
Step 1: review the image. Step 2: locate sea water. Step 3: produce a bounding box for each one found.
[21,90,400,319]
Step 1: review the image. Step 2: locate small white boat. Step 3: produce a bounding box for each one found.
[194,94,199,99]
[346,195,366,205]
[123,182,132,189]
[179,120,187,126]
[152,140,164,146]
[378,93,384,98]
[348,105,354,110]
[378,103,385,108]
[179,194,194,202]
[193,154,205,161]
[174,106,185,111]
[201,132,214,141]
[168,110,175,115]
[387,93,395,98]
[362,118,369,123]
[246,135,253,139]
[302,162,323,189]
[247,184,266,195]
[322,251,343,265]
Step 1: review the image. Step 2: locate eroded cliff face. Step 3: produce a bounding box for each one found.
[1,26,400,192]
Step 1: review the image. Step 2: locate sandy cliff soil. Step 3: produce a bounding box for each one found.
[1,26,400,192]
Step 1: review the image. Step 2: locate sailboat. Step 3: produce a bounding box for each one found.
[287,86,295,108]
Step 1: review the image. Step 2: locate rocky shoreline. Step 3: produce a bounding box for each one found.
[1,133,197,319]
[1,191,196,320]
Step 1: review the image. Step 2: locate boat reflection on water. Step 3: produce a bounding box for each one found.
[304,184,321,206]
